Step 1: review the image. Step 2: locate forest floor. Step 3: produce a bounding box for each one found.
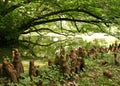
[22,60,47,71]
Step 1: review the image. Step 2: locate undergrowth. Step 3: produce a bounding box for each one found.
[1,51,119,86]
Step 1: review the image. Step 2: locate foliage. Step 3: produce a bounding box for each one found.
[0,0,120,46]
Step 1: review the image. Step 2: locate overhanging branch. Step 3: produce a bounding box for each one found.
[19,39,67,46]
[22,28,68,36]
[33,18,102,25]
[18,8,109,33]
[35,8,104,21]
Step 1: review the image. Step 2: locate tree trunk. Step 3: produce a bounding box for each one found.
[0,31,20,46]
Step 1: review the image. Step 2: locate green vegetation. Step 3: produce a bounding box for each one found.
[0,0,120,46]
[0,0,120,86]
[0,37,120,85]
[2,46,120,86]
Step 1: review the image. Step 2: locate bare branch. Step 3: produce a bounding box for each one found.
[62,28,76,33]
[33,18,102,25]
[64,13,81,33]
[60,16,63,33]
[19,39,67,46]
[32,26,44,36]
[74,21,80,32]
[95,23,107,33]
[21,28,68,36]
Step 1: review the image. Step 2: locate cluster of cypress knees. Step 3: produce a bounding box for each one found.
[0,42,119,85]
[0,48,24,85]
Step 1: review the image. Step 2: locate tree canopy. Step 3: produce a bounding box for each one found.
[0,0,120,46]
